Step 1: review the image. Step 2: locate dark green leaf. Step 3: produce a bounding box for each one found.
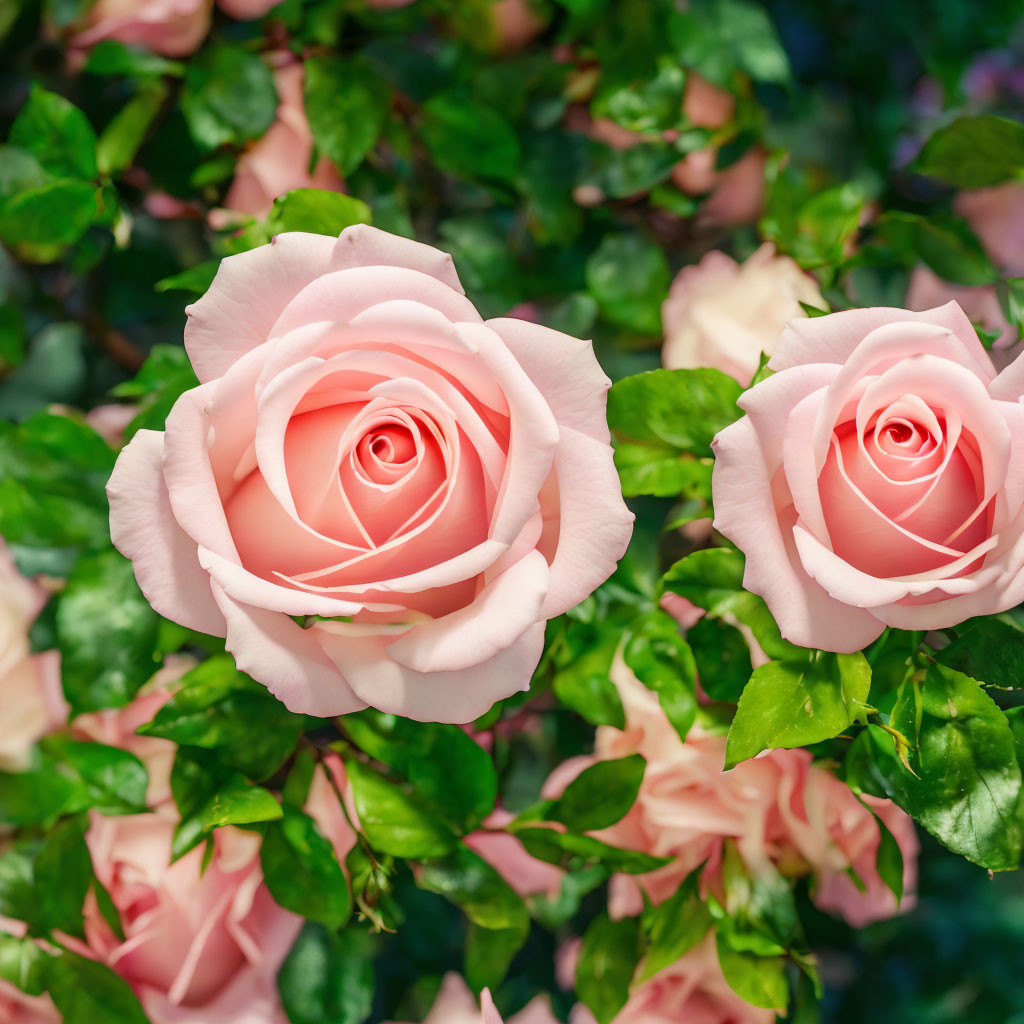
[96,82,167,177]
[688,615,752,704]
[913,115,1024,188]
[888,663,1023,870]
[935,618,1024,689]
[84,39,185,77]
[585,233,670,334]
[640,874,713,981]
[552,754,646,832]
[265,189,372,238]
[9,86,98,180]
[278,923,374,1024]
[261,807,351,928]
[42,738,148,815]
[154,262,219,296]
[304,56,391,176]
[422,91,522,185]
[576,913,642,1024]
[512,827,671,874]
[33,818,92,937]
[45,952,150,1024]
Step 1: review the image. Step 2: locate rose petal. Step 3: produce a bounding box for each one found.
[331,224,466,293]
[108,429,226,636]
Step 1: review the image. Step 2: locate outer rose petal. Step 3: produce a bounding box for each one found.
[712,416,884,651]
[770,301,995,380]
[108,429,226,636]
[185,232,342,382]
[216,0,278,19]
[480,991,504,1024]
[331,224,466,294]
[212,583,367,716]
[316,622,546,723]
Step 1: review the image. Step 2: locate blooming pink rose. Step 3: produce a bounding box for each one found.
[712,301,1024,651]
[545,654,916,928]
[107,225,633,723]
[570,935,776,1024]
[216,59,344,224]
[662,244,824,387]
[955,182,1024,277]
[387,973,557,1024]
[83,811,301,1023]
[0,541,66,771]
[906,264,1016,352]
[72,0,277,57]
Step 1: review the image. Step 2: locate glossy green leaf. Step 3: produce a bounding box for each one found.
[552,754,646,832]
[913,115,1024,188]
[10,86,98,180]
[715,929,789,1011]
[45,952,150,1024]
[265,189,372,238]
[576,913,642,1024]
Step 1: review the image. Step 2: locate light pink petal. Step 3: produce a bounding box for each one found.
[386,549,549,673]
[990,346,1024,400]
[331,224,466,293]
[481,989,505,1024]
[185,232,340,382]
[712,417,884,652]
[212,582,367,716]
[770,301,995,381]
[315,621,546,723]
[486,317,613,443]
[419,974,480,1024]
[108,429,226,636]
[539,427,634,618]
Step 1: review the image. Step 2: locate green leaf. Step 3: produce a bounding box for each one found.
[875,211,997,287]
[706,0,790,83]
[261,807,351,929]
[623,610,698,741]
[935,618,1024,688]
[551,754,646,832]
[0,181,99,255]
[345,758,457,859]
[303,56,391,176]
[278,923,375,1024]
[913,115,1024,188]
[170,747,283,860]
[640,871,713,981]
[888,663,1023,870]
[422,90,522,185]
[715,929,788,1010]
[576,912,642,1024]
[662,548,798,660]
[342,711,497,834]
[0,303,25,370]
[0,932,50,996]
[56,548,161,715]
[181,43,277,150]
[42,738,148,815]
[550,623,625,729]
[465,920,529,993]
[33,818,93,938]
[608,368,742,462]
[154,262,219,296]
[874,811,904,906]
[687,615,752,704]
[110,343,199,437]
[84,39,185,77]
[45,952,150,1024]
[265,189,372,238]
[614,443,713,500]
[725,651,872,768]
[592,59,686,133]
[96,81,167,177]
[9,86,98,180]
[585,233,670,335]
[0,762,81,825]
[513,827,670,874]
[138,655,304,780]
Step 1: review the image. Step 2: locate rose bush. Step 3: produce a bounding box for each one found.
[107,224,633,722]
[712,300,1024,650]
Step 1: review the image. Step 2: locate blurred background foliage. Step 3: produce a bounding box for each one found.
[3,0,1024,1021]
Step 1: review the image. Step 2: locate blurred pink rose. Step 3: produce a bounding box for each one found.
[0,981,59,1024]
[367,0,416,7]
[72,0,278,57]
[546,654,917,927]
[906,264,1017,354]
[107,224,632,723]
[83,811,301,1023]
[388,973,557,1024]
[956,182,1024,276]
[712,301,1024,650]
[683,73,736,130]
[86,404,137,448]
[490,0,546,52]
[662,244,824,387]
[570,935,775,1024]
[303,752,359,862]
[217,59,344,224]
[465,808,564,899]
[0,541,66,771]
[672,148,767,226]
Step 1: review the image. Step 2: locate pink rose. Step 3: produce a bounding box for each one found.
[387,973,557,1024]
[955,182,1024,276]
[682,73,736,130]
[490,0,546,52]
[0,542,66,771]
[672,148,767,226]
[570,935,775,1024]
[662,244,824,387]
[302,752,358,862]
[906,264,1016,352]
[86,404,137,448]
[82,811,301,1023]
[72,0,277,57]
[216,59,344,224]
[107,224,633,723]
[464,809,564,900]
[545,654,917,928]
[712,301,1024,650]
